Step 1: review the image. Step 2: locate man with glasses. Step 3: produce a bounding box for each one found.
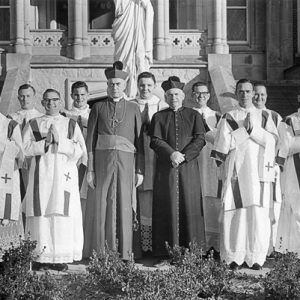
[23,89,87,271]
[212,79,278,270]
[191,82,221,254]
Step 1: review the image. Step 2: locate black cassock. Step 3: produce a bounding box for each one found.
[150,107,206,256]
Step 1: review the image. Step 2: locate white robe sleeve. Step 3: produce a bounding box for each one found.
[23,123,46,157]
[57,123,88,165]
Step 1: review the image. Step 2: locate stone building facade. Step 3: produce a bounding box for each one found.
[0,0,299,116]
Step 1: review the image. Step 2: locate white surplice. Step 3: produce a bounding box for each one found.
[275,110,300,255]
[193,106,221,251]
[23,114,87,263]
[212,105,278,267]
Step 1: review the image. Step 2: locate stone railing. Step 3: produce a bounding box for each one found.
[29,29,207,57]
[30,30,67,55]
[169,30,207,56]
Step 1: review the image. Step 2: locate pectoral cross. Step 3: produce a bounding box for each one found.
[265,162,273,172]
[64,172,71,181]
[1,173,11,184]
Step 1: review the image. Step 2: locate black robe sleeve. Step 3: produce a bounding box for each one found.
[181,112,206,162]
[150,112,175,161]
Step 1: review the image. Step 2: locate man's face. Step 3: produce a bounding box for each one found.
[192,85,210,108]
[236,82,254,108]
[42,91,62,116]
[138,77,156,100]
[18,88,35,110]
[107,78,126,99]
[253,85,267,109]
[71,87,89,109]
[165,88,184,110]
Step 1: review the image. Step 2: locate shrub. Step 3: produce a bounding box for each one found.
[0,236,64,300]
[264,251,300,299]
[85,241,233,299]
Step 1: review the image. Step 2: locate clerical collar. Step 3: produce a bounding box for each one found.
[136,95,160,106]
[194,106,209,114]
[238,104,256,112]
[72,104,89,112]
[172,106,184,112]
[112,96,123,103]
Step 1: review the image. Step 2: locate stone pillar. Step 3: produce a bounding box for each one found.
[153,0,166,60]
[207,0,228,54]
[24,0,32,54]
[73,0,83,59]
[11,0,25,53]
[67,0,74,58]
[164,0,172,59]
[82,0,90,58]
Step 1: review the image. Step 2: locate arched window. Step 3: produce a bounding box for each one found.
[0,0,10,41]
[89,0,115,29]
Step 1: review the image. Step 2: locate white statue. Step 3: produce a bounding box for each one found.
[112,0,154,98]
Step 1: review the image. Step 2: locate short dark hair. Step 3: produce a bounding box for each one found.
[192,82,209,92]
[137,72,156,84]
[253,82,267,89]
[42,88,61,99]
[18,84,36,95]
[235,78,253,93]
[71,81,89,93]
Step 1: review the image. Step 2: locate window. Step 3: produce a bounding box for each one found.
[31,0,68,30]
[227,0,248,42]
[0,0,10,41]
[169,0,201,30]
[89,0,115,29]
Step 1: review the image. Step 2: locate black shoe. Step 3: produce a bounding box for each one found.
[251,263,262,270]
[229,262,240,271]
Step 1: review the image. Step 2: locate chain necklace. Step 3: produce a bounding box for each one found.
[107,99,127,128]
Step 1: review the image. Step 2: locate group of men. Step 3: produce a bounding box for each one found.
[0,61,299,271]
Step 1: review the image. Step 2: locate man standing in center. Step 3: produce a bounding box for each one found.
[150,76,206,258]
[83,61,143,260]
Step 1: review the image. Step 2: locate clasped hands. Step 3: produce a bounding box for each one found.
[45,124,59,151]
[243,112,253,133]
[170,151,185,168]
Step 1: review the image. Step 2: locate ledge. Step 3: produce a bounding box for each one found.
[30,55,208,68]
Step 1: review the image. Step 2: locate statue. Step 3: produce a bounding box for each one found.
[112,0,154,98]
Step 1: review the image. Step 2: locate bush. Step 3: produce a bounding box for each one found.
[0,236,64,300]
[264,251,300,299]
[85,241,233,299]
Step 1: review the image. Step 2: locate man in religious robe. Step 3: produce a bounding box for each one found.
[23,89,87,270]
[112,0,154,97]
[131,72,168,256]
[150,76,206,258]
[253,83,282,253]
[7,84,43,200]
[83,61,143,261]
[211,79,278,270]
[191,82,222,253]
[63,81,90,222]
[275,105,300,255]
[0,113,24,258]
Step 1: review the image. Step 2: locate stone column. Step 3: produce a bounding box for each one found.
[11,0,25,53]
[67,0,74,58]
[164,0,172,59]
[73,0,83,59]
[153,0,166,60]
[207,0,228,54]
[24,0,32,54]
[82,0,90,58]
